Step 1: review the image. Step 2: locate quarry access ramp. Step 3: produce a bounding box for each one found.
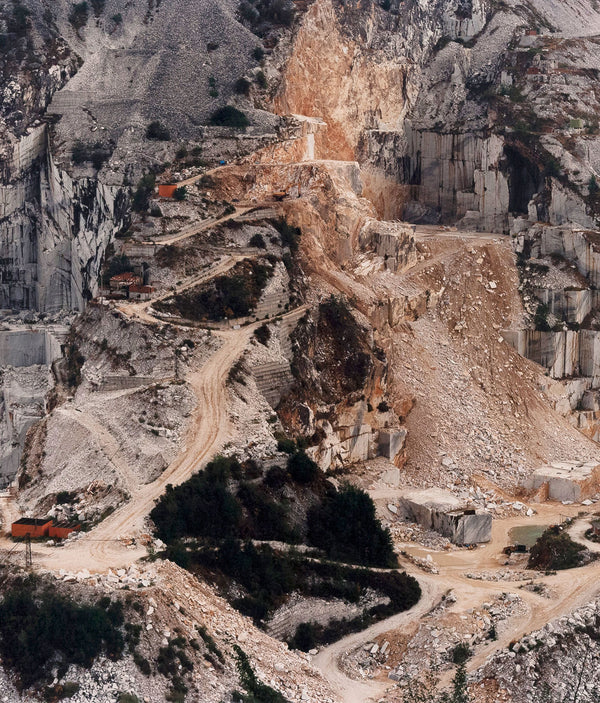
[150,206,252,246]
[29,323,255,572]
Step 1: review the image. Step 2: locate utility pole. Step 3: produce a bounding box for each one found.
[25,534,32,569]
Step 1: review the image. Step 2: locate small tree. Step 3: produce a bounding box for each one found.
[249,233,266,248]
[146,121,170,141]
[287,451,319,484]
[255,70,268,89]
[235,77,252,95]
[69,2,89,31]
[210,105,250,129]
[173,186,187,201]
[132,173,156,213]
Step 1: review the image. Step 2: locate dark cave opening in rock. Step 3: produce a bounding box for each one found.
[504,145,542,215]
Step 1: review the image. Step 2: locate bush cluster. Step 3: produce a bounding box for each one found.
[308,484,397,567]
[146,121,170,141]
[69,2,89,30]
[0,579,124,688]
[210,106,250,129]
[238,0,295,31]
[154,259,274,321]
[72,141,111,170]
[528,527,586,570]
[132,173,156,213]
[150,456,297,545]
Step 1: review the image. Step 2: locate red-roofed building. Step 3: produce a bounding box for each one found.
[48,522,81,540]
[109,272,141,291]
[129,284,155,301]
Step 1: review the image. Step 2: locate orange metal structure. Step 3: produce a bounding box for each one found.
[48,522,81,540]
[158,184,178,198]
[11,518,52,538]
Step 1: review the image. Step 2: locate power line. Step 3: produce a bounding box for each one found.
[25,535,32,569]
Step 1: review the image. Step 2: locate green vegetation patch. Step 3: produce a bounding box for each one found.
[154,258,276,321]
[210,106,250,129]
[234,645,289,702]
[528,526,586,570]
[308,483,397,568]
[0,578,124,688]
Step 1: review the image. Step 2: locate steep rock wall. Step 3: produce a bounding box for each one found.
[0,126,129,312]
[273,0,490,160]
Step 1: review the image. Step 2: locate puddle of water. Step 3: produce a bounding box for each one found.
[508,524,549,548]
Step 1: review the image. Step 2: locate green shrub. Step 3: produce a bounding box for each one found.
[451,642,472,664]
[65,339,85,389]
[249,233,266,248]
[308,484,397,567]
[0,579,124,687]
[234,646,289,703]
[210,106,250,129]
[72,141,110,169]
[235,77,252,95]
[196,625,224,662]
[132,173,156,212]
[111,13,123,23]
[56,491,76,504]
[534,303,551,332]
[69,2,89,30]
[90,0,106,16]
[287,451,319,484]
[133,652,151,676]
[11,4,30,36]
[264,465,288,489]
[273,219,300,252]
[44,682,81,700]
[276,437,297,454]
[253,46,265,61]
[146,121,170,141]
[288,622,317,652]
[207,42,219,51]
[173,186,187,201]
[117,694,140,703]
[239,0,294,29]
[254,324,271,345]
[528,527,585,570]
[255,70,268,89]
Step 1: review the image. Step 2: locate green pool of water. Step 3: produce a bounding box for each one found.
[508,524,549,548]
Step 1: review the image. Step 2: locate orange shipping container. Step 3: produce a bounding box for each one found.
[48,522,81,540]
[158,184,177,198]
[11,518,52,538]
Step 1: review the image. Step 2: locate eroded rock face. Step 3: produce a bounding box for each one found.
[0,126,129,312]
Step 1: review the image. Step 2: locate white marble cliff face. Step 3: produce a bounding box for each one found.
[0,125,128,312]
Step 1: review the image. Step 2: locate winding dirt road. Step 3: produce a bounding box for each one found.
[313,504,600,702]
[28,325,253,572]
[313,576,442,703]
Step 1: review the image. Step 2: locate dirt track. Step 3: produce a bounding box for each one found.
[313,502,600,702]
[22,325,253,573]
